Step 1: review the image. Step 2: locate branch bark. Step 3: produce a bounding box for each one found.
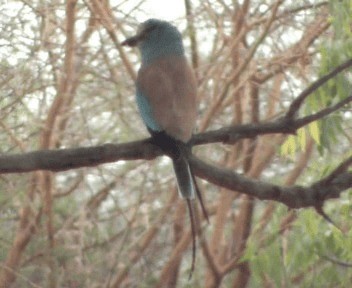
[0,141,351,209]
[190,155,352,208]
[3,83,347,174]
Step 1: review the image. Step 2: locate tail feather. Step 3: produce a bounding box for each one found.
[190,166,210,223]
[172,155,195,199]
[173,155,209,221]
[186,199,196,280]
[150,131,209,278]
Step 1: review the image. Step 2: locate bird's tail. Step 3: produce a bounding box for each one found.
[172,155,197,277]
[172,150,209,278]
[172,146,209,222]
[150,131,209,277]
[172,155,195,200]
[149,131,209,219]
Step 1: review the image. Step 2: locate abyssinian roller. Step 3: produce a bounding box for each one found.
[122,19,208,276]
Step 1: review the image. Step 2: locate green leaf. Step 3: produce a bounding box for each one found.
[297,127,306,151]
[308,121,320,145]
[280,135,296,158]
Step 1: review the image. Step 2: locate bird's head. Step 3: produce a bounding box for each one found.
[122,19,185,65]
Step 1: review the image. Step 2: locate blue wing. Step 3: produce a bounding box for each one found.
[136,86,162,133]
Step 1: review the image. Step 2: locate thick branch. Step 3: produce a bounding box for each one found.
[0,140,161,173]
[189,155,352,208]
[1,60,351,209]
[0,140,351,209]
[0,87,351,173]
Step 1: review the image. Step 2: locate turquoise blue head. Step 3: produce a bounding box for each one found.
[122,19,185,65]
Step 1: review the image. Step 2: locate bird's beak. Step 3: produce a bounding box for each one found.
[121,34,141,47]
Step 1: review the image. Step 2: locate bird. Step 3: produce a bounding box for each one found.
[122,19,208,276]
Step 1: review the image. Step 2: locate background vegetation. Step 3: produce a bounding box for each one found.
[0,0,352,287]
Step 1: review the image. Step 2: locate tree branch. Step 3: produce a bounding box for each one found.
[292,94,352,128]
[285,58,352,119]
[0,140,351,209]
[0,89,351,174]
[190,155,352,208]
[192,92,352,145]
[1,59,351,210]
[0,140,160,173]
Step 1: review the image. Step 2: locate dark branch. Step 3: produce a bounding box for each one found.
[0,138,351,209]
[192,93,352,145]
[285,58,352,119]
[294,94,352,127]
[189,155,352,208]
[0,92,351,174]
[191,118,295,145]
[0,60,351,209]
[0,139,162,173]
[314,155,352,186]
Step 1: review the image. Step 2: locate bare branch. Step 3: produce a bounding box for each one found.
[87,0,137,81]
[1,86,351,174]
[285,58,352,119]
[190,155,352,208]
[0,139,160,173]
[315,155,352,185]
[193,93,352,145]
[294,94,352,127]
[0,140,351,209]
[319,254,352,268]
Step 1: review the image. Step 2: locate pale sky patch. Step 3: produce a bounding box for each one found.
[137,0,186,22]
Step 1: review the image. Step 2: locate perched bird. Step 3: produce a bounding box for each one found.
[122,19,207,275]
